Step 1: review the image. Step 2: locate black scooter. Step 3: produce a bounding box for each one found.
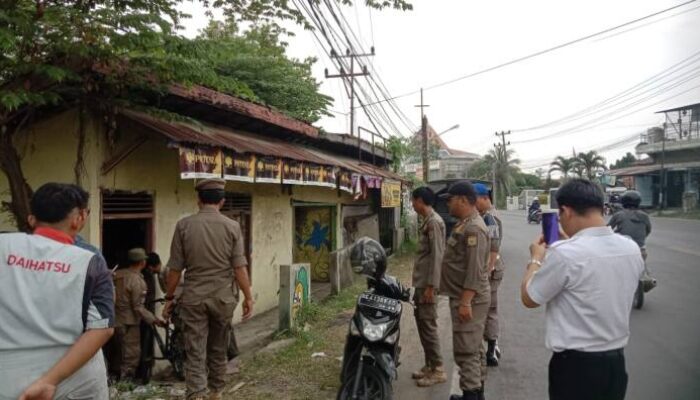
[337,238,411,400]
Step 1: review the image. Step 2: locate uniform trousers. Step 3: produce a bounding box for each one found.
[117,324,141,378]
[180,296,236,398]
[449,297,489,391]
[413,288,443,368]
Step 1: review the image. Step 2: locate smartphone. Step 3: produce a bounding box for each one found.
[542,211,559,245]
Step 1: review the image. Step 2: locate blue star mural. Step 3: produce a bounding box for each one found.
[304,220,330,251]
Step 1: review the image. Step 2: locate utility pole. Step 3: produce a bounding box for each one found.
[415,88,430,182]
[494,131,512,200]
[325,48,374,138]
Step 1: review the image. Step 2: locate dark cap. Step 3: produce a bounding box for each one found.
[473,183,490,197]
[127,248,148,263]
[195,178,225,191]
[439,180,477,199]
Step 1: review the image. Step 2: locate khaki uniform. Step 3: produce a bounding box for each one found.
[412,209,446,368]
[483,208,504,341]
[114,268,157,378]
[167,208,247,398]
[440,211,491,392]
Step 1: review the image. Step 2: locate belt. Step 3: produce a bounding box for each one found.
[554,348,624,358]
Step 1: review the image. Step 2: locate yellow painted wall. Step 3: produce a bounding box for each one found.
[0,109,368,321]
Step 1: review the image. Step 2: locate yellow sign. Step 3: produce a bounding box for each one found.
[381,180,401,208]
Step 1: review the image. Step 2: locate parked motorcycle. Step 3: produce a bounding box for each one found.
[527,208,542,224]
[337,238,411,400]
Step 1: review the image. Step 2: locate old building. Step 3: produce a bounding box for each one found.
[0,84,404,319]
[610,102,700,209]
[403,124,480,181]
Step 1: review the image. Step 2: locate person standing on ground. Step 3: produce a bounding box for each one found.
[520,179,644,400]
[473,183,504,367]
[440,181,491,400]
[114,248,164,381]
[135,252,163,382]
[410,186,447,387]
[0,183,114,400]
[163,178,254,400]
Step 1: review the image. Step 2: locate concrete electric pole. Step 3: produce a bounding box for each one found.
[415,88,430,182]
[325,48,374,138]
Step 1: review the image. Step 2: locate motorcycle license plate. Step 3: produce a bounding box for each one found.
[358,293,399,313]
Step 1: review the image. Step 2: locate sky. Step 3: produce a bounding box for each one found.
[178,0,700,172]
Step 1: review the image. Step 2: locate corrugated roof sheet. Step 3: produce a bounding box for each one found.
[609,161,700,176]
[122,109,405,182]
[168,84,319,138]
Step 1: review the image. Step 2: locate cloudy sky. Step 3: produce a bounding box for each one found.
[179,0,700,172]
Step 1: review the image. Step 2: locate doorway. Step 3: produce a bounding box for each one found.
[101,190,154,269]
[293,205,336,282]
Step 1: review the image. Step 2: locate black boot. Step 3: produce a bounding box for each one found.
[486,340,499,367]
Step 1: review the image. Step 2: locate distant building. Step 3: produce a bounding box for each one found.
[609,102,700,209]
[403,124,480,182]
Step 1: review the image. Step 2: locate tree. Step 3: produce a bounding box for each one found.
[549,156,576,180]
[609,152,637,170]
[575,150,607,181]
[0,1,411,230]
[385,136,410,173]
[485,145,521,207]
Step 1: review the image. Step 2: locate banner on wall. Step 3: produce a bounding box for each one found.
[338,170,353,193]
[255,157,282,183]
[223,150,255,182]
[179,145,223,179]
[283,160,305,185]
[303,163,325,186]
[321,165,337,188]
[381,180,402,208]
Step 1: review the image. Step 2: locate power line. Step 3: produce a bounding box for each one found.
[512,50,700,132]
[360,0,699,108]
[512,78,700,144]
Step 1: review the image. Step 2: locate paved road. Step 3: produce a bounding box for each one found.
[394,211,700,400]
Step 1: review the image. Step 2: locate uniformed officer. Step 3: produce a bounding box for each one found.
[410,186,447,387]
[440,181,491,400]
[114,248,164,380]
[163,178,254,400]
[473,183,504,367]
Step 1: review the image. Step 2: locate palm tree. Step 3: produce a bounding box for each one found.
[575,150,607,181]
[488,145,521,202]
[548,156,576,180]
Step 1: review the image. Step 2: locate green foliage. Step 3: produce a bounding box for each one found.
[549,155,577,179]
[575,150,607,181]
[609,152,637,170]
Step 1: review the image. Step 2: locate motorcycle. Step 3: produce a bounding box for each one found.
[527,208,542,224]
[338,238,411,400]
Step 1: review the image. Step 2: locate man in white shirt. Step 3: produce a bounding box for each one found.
[520,179,644,400]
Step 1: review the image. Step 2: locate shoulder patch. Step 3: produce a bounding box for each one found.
[467,235,477,247]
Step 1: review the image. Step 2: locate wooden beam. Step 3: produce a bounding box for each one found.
[101,136,148,175]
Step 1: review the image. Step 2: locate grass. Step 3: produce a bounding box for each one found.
[224,252,415,400]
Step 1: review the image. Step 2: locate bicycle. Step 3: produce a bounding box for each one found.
[137,298,186,383]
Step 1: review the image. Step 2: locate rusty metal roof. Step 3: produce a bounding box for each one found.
[168,84,319,139]
[122,109,404,182]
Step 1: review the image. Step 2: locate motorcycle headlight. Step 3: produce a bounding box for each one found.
[360,315,389,342]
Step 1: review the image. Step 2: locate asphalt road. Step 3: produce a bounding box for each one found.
[394,210,700,400]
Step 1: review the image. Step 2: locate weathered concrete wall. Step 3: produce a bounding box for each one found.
[0,109,383,321]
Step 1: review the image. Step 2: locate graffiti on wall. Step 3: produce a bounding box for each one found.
[294,207,333,282]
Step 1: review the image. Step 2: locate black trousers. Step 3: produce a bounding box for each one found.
[549,349,628,400]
